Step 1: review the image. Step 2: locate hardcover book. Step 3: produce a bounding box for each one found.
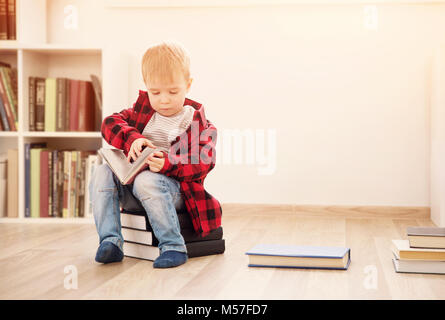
[245,244,351,270]
[98,146,160,185]
[391,239,445,261]
[392,252,445,274]
[407,227,445,249]
[124,239,226,261]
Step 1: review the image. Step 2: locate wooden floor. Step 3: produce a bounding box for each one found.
[1,204,445,300]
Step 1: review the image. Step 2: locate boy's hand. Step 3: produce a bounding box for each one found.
[146,151,165,173]
[127,138,157,163]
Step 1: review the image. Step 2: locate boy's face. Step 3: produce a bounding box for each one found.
[145,72,193,117]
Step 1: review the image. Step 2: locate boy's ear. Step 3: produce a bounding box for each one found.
[187,77,193,92]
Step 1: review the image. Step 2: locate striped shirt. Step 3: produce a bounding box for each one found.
[142,105,195,152]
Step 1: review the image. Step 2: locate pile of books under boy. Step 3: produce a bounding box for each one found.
[24,142,99,218]
[392,226,445,274]
[121,209,225,260]
[0,61,18,131]
[28,75,102,132]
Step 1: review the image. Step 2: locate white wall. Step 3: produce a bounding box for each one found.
[46,1,445,206]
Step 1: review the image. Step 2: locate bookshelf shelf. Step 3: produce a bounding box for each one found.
[23,132,102,138]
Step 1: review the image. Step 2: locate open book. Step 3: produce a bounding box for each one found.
[98,147,159,185]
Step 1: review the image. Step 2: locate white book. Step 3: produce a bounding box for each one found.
[98,147,160,185]
[122,227,153,245]
[124,241,159,261]
[391,239,445,261]
[121,212,147,230]
[0,178,6,217]
[392,253,445,274]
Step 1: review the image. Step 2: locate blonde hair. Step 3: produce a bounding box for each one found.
[141,40,191,84]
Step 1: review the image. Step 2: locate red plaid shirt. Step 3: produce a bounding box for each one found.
[101,90,222,236]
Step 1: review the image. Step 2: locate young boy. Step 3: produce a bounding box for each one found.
[89,41,222,268]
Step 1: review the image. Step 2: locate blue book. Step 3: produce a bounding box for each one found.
[245,244,351,270]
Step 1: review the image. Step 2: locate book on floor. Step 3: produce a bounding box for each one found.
[407,226,445,249]
[391,239,445,261]
[245,244,351,270]
[123,239,226,261]
[392,252,445,274]
[98,146,160,185]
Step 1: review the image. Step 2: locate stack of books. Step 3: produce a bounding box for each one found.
[392,227,445,274]
[0,62,18,131]
[121,209,225,261]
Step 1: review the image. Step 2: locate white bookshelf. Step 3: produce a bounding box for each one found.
[0,0,103,223]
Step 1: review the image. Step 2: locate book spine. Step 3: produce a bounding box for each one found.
[0,0,7,40]
[35,78,45,131]
[70,151,77,217]
[6,0,15,40]
[69,80,80,131]
[24,143,30,217]
[0,67,15,130]
[51,150,57,217]
[65,79,71,131]
[30,149,42,218]
[56,78,63,131]
[48,151,53,217]
[7,148,18,217]
[78,81,95,131]
[29,77,35,131]
[57,151,64,217]
[44,78,57,132]
[74,151,81,218]
[63,151,71,218]
[39,150,49,218]
[1,67,18,129]
[0,95,10,131]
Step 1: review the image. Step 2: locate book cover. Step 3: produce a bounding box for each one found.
[48,151,53,217]
[391,239,445,261]
[51,150,58,217]
[90,74,102,131]
[44,78,57,132]
[24,142,47,217]
[0,67,16,131]
[123,239,225,261]
[35,78,45,131]
[0,66,18,129]
[245,244,351,270]
[6,0,15,40]
[56,78,67,131]
[70,151,77,217]
[0,93,10,131]
[29,77,36,131]
[69,79,80,131]
[57,150,65,217]
[392,252,445,275]
[0,0,6,40]
[30,148,47,218]
[62,151,71,218]
[39,150,50,218]
[98,146,159,185]
[78,81,95,131]
[6,148,18,217]
[407,227,445,249]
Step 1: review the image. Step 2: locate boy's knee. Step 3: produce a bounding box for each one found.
[132,171,165,200]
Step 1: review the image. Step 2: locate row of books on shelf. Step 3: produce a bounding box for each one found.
[28,75,102,132]
[0,0,16,40]
[0,61,18,131]
[22,143,100,218]
[392,226,445,274]
[120,209,226,260]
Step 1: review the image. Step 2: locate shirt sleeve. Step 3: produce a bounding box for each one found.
[101,104,146,156]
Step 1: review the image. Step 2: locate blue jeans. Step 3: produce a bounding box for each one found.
[89,163,187,255]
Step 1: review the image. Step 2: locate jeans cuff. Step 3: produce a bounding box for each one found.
[102,237,124,253]
[160,244,187,255]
